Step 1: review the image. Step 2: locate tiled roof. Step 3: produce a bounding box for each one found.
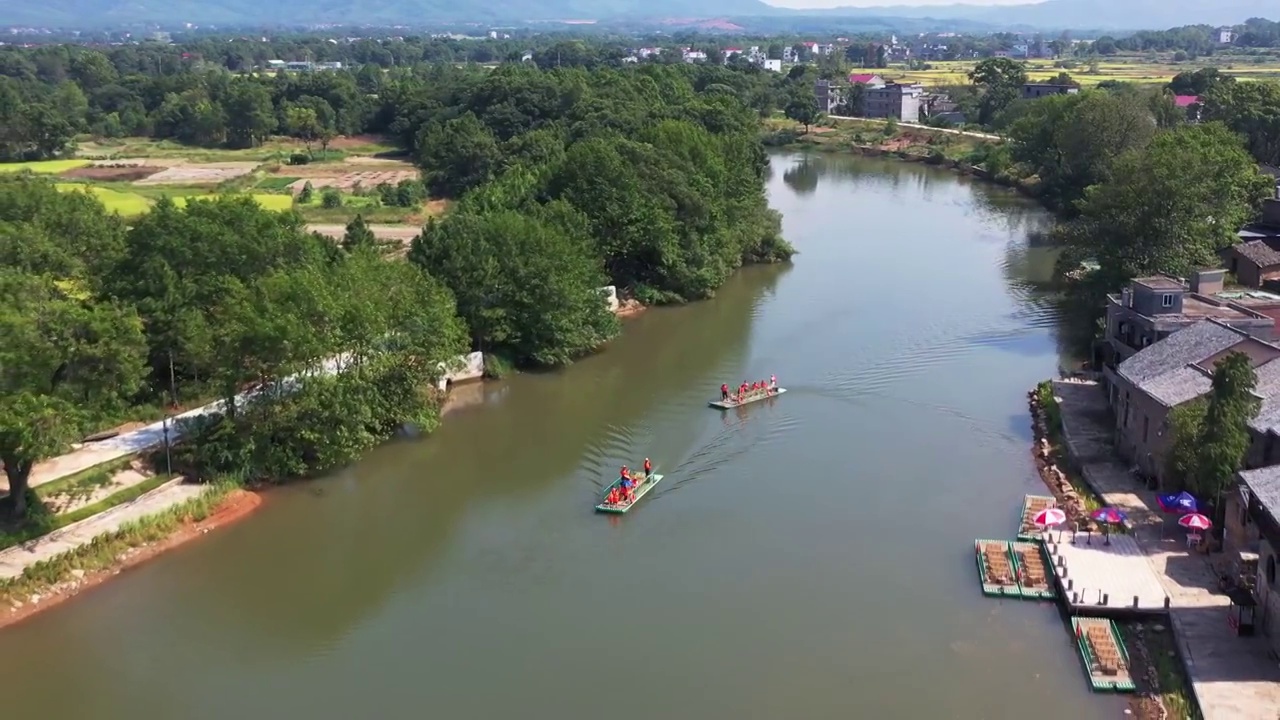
[1173,94,1200,107]
[1239,465,1280,522]
[1117,319,1246,390]
[1232,240,1280,268]
[848,73,881,83]
[1142,364,1213,406]
[1247,358,1280,434]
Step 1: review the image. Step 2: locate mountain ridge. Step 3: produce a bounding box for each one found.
[0,0,1272,32]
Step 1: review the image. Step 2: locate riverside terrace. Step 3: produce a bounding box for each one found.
[1036,530,1172,616]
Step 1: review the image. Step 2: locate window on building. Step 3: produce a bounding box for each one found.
[1162,293,1175,307]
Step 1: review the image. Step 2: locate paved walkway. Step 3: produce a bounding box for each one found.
[827,115,1003,141]
[1053,380,1280,720]
[0,479,209,581]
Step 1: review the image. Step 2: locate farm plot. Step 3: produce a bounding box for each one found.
[61,161,169,182]
[286,169,420,194]
[134,162,259,185]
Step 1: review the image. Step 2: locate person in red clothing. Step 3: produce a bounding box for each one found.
[606,487,620,505]
[643,457,652,479]
[721,383,730,401]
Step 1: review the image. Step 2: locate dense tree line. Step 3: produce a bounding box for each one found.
[981,66,1277,292]
[0,61,792,518]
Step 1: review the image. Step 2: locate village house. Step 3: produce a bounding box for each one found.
[1173,94,1203,122]
[814,79,844,114]
[1021,83,1080,99]
[1101,272,1277,368]
[1224,197,1280,287]
[847,73,886,88]
[1107,318,1280,487]
[681,49,707,63]
[862,82,923,121]
[1227,466,1280,657]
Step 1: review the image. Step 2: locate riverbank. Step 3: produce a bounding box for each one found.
[0,485,261,631]
[1036,379,1280,719]
[766,118,1044,204]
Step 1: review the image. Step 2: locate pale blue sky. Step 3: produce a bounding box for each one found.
[765,0,1036,7]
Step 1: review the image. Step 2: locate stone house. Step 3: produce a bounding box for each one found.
[1225,199,1280,287]
[1226,466,1280,657]
[1100,272,1275,368]
[1107,318,1280,487]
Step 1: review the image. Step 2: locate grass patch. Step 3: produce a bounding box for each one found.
[54,183,152,216]
[0,458,177,552]
[254,176,300,191]
[171,193,293,212]
[0,480,237,602]
[0,159,91,174]
[1118,620,1201,720]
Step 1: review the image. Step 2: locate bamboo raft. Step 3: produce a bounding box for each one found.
[595,473,664,514]
[1017,494,1058,541]
[1009,541,1056,600]
[708,387,786,410]
[974,539,1019,597]
[1071,618,1137,692]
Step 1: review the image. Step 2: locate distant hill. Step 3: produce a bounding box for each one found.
[0,0,773,28]
[790,0,1276,31]
[0,0,1272,31]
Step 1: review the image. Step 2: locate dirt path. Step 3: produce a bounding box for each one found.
[0,480,207,581]
[306,223,421,242]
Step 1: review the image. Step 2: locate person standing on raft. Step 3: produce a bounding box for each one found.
[721,383,730,401]
[643,457,652,479]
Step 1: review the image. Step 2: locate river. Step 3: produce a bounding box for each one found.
[0,151,1122,719]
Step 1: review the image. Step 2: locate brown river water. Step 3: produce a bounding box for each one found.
[0,151,1123,719]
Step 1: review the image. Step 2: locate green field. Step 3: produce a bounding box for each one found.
[884,57,1280,88]
[0,159,92,174]
[54,183,293,216]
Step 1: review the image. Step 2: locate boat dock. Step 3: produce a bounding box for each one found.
[1044,531,1169,616]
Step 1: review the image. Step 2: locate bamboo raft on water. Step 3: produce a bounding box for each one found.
[974,539,1019,597]
[1071,617,1136,692]
[708,387,786,410]
[595,473,664,514]
[1009,541,1056,600]
[1017,494,1058,541]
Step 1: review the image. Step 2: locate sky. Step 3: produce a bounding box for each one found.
[764,0,1036,7]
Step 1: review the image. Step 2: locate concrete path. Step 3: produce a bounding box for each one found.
[827,115,1002,141]
[5,355,351,494]
[0,479,209,581]
[306,223,420,244]
[1053,380,1280,720]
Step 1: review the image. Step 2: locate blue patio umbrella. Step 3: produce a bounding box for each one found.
[1090,507,1129,525]
[1157,491,1198,514]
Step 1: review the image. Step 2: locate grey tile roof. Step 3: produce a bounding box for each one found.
[1232,240,1280,267]
[1117,320,1245,390]
[1142,365,1213,406]
[1248,358,1280,434]
[1238,465,1280,522]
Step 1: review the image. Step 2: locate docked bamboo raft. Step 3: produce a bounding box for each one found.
[1009,541,1056,600]
[974,539,1019,597]
[708,388,786,410]
[595,473,664,514]
[1071,618,1136,692]
[1017,494,1058,541]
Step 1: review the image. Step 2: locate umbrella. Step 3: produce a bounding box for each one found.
[1178,513,1213,531]
[1033,508,1067,527]
[1091,507,1129,525]
[1157,491,1198,514]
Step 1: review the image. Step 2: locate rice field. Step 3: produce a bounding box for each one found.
[0,159,92,174]
[883,57,1280,88]
[53,183,294,217]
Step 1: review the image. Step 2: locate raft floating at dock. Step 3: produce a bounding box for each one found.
[709,388,786,410]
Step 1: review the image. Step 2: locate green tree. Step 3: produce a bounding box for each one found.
[1056,122,1274,285]
[341,214,379,253]
[415,112,500,198]
[784,88,820,133]
[409,207,619,367]
[1200,80,1280,166]
[969,57,1028,125]
[224,80,276,148]
[0,270,148,516]
[1175,353,1260,514]
[284,105,321,156]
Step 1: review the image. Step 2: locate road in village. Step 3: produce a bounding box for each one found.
[0,151,1121,720]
